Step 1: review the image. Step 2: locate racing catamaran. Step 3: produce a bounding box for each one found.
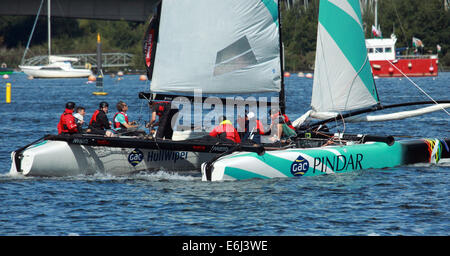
[10,0,449,178]
[9,0,284,177]
[200,0,450,181]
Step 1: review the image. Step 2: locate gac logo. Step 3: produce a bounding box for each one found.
[291,155,309,176]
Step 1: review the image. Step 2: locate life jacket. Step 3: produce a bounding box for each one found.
[272,112,295,130]
[89,109,100,126]
[255,119,265,135]
[113,112,129,129]
[57,108,78,134]
[209,120,241,143]
[89,109,109,130]
[152,101,170,116]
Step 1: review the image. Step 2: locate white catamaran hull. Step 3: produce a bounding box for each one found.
[10,140,214,177]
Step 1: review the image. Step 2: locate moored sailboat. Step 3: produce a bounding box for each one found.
[19,0,92,79]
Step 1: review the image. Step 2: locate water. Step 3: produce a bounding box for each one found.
[0,73,448,236]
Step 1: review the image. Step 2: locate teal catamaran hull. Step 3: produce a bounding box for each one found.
[201,138,449,181]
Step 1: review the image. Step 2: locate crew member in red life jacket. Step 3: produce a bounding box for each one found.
[209,116,241,143]
[57,101,79,135]
[113,101,137,134]
[269,108,296,142]
[88,101,114,137]
[146,100,179,139]
[247,111,265,143]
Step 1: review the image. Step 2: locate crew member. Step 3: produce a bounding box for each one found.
[247,111,265,143]
[269,109,296,142]
[57,101,79,135]
[88,101,114,136]
[73,106,86,133]
[270,109,295,130]
[209,116,241,143]
[146,100,178,139]
[113,101,137,134]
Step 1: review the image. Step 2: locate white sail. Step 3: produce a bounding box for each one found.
[150,0,281,94]
[311,0,379,113]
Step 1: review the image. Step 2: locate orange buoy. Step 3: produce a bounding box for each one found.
[139,75,147,81]
[284,72,290,77]
[88,75,96,81]
[388,67,394,73]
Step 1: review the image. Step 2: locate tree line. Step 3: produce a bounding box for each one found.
[0,0,449,71]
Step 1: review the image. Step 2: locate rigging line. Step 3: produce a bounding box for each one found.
[343,53,371,111]
[21,0,45,65]
[373,48,450,116]
[391,0,409,48]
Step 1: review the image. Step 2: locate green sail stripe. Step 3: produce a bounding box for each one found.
[261,0,279,26]
[320,0,378,102]
[224,166,274,180]
[224,152,293,177]
[347,0,363,24]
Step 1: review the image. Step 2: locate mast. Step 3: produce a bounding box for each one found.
[47,0,51,64]
[374,0,378,30]
[278,0,286,114]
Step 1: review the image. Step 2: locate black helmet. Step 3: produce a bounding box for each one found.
[99,101,109,108]
[65,101,76,109]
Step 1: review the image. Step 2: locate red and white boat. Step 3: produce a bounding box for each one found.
[366,36,438,78]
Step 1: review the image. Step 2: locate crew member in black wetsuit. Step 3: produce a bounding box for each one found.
[146,101,179,139]
[88,101,114,137]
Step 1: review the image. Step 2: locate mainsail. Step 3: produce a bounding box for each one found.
[311,0,379,114]
[149,0,282,94]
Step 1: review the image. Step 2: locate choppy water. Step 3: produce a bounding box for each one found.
[0,72,448,236]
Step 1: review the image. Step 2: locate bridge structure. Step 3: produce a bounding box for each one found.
[0,0,159,22]
[22,53,134,69]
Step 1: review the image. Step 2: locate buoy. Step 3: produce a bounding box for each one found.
[117,71,124,76]
[27,75,34,80]
[92,91,108,96]
[284,72,290,77]
[297,72,305,77]
[388,67,394,73]
[139,75,147,81]
[305,73,313,78]
[429,66,434,72]
[88,75,96,81]
[408,62,412,68]
[2,74,9,79]
[6,82,11,103]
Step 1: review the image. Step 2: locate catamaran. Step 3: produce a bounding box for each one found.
[10,0,449,179]
[200,0,449,181]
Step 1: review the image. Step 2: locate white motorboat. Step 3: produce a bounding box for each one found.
[20,56,92,78]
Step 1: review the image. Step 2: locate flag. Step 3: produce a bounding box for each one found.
[371,25,381,38]
[412,37,423,48]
